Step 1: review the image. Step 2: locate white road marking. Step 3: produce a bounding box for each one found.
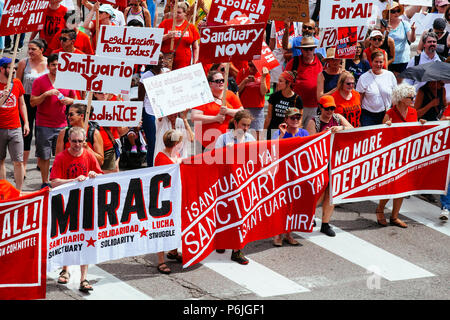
[295,219,435,281]
[201,251,310,297]
[48,265,153,300]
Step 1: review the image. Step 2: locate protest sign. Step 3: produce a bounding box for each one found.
[54,52,134,94]
[73,100,143,127]
[318,25,367,49]
[207,0,273,25]
[252,41,280,73]
[410,12,444,35]
[399,0,432,6]
[180,132,330,268]
[199,22,265,63]
[97,0,127,6]
[0,0,49,36]
[268,0,309,22]
[272,20,297,49]
[0,189,48,300]
[96,25,164,65]
[319,0,375,29]
[47,165,181,271]
[142,63,214,118]
[330,123,450,204]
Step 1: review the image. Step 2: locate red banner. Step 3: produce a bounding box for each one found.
[199,22,265,64]
[180,132,330,268]
[330,123,450,204]
[0,0,49,36]
[0,189,48,300]
[207,0,273,26]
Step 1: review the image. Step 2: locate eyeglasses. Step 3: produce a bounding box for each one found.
[70,139,84,144]
[68,112,80,117]
[390,9,401,14]
[345,82,355,86]
[210,79,225,84]
[289,115,302,120]
[323,106,336,111]
[59,37,71,42]
[302,25,314,30]
[372,37,383,41]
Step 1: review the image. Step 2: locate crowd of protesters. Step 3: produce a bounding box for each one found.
[1,0,450,290]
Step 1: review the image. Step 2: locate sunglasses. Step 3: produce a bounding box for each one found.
[302,47,315,51]
[323,106,336,111]
[345,82,355,86]
[302,25,314,30]
[289,115,302,120]
[406,96,415,100]
[60,37,71,42]
[68,112,80,117]
[210,79,225,84]
[390,9,401,14]
[70,139,85,144]
[372,37,383,41]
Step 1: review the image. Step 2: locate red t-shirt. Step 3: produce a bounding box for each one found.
[40,5,68,56]
[158,19,200,70]
[0,180,20,201]
[50,148,103,180]
[332,89,361,128]
[154,152,175,166]
[236,68,270,109]
[99,127,119,151]
[285,55,323,108]
[52,48,85,55]
[386,106,418,123]
[0,79,25,129]
[194,90,242,148]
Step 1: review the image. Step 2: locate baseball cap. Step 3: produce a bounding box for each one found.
[0,57,12,67]
[370,30,383,38]
[318,95,336,108]
[99,4,116,19]
[285,107,302,117]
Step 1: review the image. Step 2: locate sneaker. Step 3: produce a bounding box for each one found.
[130,145,137,153]
[439,208,449,221]
[140,145,147,153]
[230,250,249,265]
[320,223,336,237]
[216,249,225,253]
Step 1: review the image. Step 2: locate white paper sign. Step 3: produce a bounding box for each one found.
[142,63,214,118]
[96,25,164,65]
[410,12,444,35]
[399,0,432,7]
[55,52,134,94]
[74,100,143,127]
[319,0,376,29]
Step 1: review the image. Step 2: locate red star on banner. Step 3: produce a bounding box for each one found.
[139,227,148,238]
[86,237,96,247]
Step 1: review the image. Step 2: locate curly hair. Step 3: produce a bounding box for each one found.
[391,83,416,105]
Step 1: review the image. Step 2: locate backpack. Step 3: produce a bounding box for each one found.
[291,51,324,72]
[63,121,100,147]
[414,53,445,66]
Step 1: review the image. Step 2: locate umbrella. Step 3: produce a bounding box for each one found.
[399,61,450,82]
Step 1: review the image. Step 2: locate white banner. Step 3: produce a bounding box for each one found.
[47,165,182,271]
[74,100,143,127]
[55,53,134,94]
[142,63,214,118]
[319,0,375,29]
[96,25,164,65]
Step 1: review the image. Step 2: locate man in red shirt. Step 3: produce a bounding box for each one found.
[50,126,102,292]
[52,29,86,55]
[285,36,323,128]
[0,57,29,191]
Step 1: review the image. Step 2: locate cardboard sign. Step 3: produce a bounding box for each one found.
[142,63,214,118]
[54,53,134,94]
[47,165,182,271]
[207,0,273,25]
[0,0,49,36]
[319,0,375,29]
[268,0,309,22]
[0,189,48,300]
[330,123,450,204]
[199,23,265,63]
[96,25,164,65]
[73,100,143,127]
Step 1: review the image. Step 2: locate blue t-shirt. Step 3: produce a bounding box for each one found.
[389,20,411,64]
[272,128,309,139]
[290,36,326,57]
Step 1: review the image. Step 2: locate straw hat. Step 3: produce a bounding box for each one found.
[322,47,338,61]
[295,36,317,49]
[382,2,404,20]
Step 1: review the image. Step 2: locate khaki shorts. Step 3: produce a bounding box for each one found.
[0,127,24,162]
[101,148,116,171]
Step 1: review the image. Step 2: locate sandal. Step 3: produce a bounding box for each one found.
[57,269,70,284]
[376,210,387,227]
[283,236,300,246]
[166,251,182,263]
[273,237,282,247]
[79,279,93,293]
[157,263,171,274]
[390,218,407,228]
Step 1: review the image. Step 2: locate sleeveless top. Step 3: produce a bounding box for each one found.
[126,8,146,26]
[23,58,48,95]
[418,85,445,121]
[314,114,341,133]
[322,71,340,94]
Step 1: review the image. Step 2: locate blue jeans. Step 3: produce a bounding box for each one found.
[142,109,156,167]
[441,181,450,209]
[360,109,385,127]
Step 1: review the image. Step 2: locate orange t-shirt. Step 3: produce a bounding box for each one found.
[49,29,94,56]
[52,48,85,55]
[158,19,200,70]
[0,180,20,201]
[0,79,25,129]
[332,89,361,128]
[194,90,242,148]
[236,68,270,108]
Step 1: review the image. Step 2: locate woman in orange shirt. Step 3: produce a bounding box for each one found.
[332,71,362,127]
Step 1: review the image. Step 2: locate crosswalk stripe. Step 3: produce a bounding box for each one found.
[380,197,450,237]
[48,265,153,300]
[295,219,435,281]
[201,251,310,297]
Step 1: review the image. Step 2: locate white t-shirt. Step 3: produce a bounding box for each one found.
[356,69,397,113]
